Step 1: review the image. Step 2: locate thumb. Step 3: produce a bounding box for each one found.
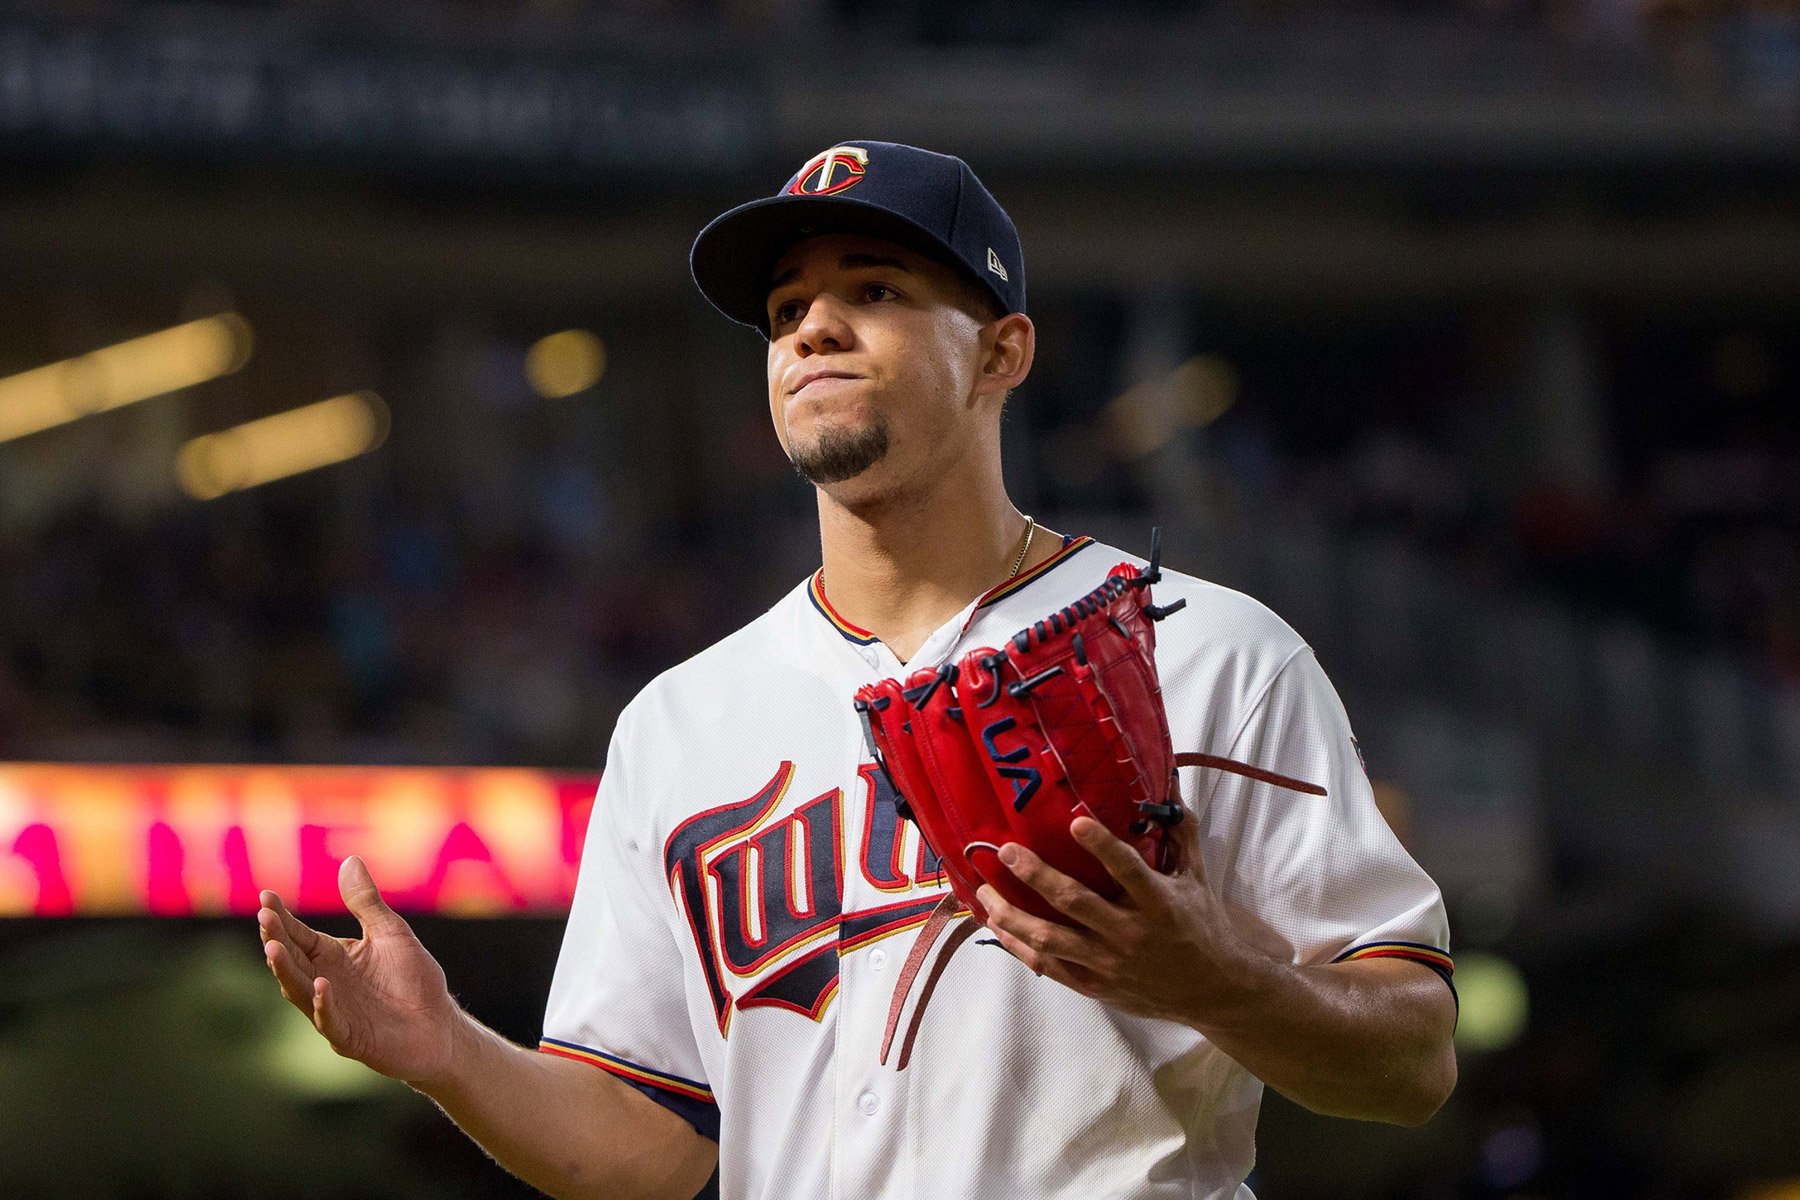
[340,855,406,935]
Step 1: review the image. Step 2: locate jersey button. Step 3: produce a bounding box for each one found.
[858,1091,880,1116]
[869,948,887,972]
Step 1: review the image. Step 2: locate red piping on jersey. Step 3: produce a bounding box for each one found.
[808,571,880,644]
[959,534,1095,630]
[809,535,1096,647]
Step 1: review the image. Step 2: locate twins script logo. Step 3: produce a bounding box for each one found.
[786,146,870,196]
[664,761,946,1035]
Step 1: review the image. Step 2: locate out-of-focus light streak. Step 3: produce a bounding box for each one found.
[1102,354,1239,461]
[177,391,389,500]
[0,314,254,444]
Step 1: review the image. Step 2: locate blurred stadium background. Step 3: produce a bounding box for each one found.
[1,0,1798,1196]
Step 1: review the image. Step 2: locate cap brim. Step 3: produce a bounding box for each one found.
[690,193,989,332]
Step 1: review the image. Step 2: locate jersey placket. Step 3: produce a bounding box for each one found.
[823,605,977,1199]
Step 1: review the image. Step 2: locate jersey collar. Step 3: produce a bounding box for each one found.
[807,535,1095,647]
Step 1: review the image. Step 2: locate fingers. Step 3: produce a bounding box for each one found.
[263,938,321,1015]
[976,883,1118,973]
[258,889,327,1018]
[339,856,407,937]
[312,975,347,1046]
[995,843,1131,940]
[257,901,317,980]
[1165,802,1206,879]
[260,890,323,957]
[984,920,1108,996]
[1070,817,1166,909]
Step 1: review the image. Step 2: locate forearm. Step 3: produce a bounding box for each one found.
[417,1012,718,1200]
[974,823,1458,1125]
[1193,954,1457,1126]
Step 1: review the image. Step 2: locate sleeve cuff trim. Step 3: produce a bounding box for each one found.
[538,1038,715,1104]
[1332,941,1456,997]
[1332,940,1454,973]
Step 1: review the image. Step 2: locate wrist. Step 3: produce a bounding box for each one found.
[405,1003,483,1099]
[1180,936,1289,1040]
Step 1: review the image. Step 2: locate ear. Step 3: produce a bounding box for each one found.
[975,313,1035,400]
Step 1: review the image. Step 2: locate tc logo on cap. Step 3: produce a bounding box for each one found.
[787,145,869,196]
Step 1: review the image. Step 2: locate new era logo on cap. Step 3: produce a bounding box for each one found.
[690,141,1027,332]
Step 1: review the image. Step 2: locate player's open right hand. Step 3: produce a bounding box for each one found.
[257,856,463,1088]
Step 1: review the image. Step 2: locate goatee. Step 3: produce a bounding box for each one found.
[789,417,892,485]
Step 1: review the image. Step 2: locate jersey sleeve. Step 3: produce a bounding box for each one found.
[540,712,719,1140]
[1194,647,1453,993]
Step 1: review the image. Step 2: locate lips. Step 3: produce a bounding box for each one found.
[791,369,862,395]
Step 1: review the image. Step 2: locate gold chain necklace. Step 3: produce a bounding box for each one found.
[821,514,1035,594]
[1008,514,1036,579]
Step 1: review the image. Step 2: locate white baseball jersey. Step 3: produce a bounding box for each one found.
[541,535,1452,1200]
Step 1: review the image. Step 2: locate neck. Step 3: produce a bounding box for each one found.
[815,454,1054,662]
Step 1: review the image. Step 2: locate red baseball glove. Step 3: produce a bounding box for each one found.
[854,531,1327,1067]
[855,535,1190,932]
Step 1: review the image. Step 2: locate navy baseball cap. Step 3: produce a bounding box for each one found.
[690,141,1026,332]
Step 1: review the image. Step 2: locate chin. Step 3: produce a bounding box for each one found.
[788,412,895,489]
[795,449,889,493]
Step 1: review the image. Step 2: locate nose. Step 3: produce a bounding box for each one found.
[795,293,854,356]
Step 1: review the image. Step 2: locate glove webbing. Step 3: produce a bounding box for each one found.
[878,751,1326,1069]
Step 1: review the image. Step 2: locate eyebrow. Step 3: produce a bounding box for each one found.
[767,253,910,295]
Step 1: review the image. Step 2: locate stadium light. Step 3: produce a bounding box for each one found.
[524,329,606,399]
[0,314,254,444]
[176,391,389,500]
[1453,951,1530,1053]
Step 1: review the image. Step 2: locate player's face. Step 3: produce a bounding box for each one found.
[764,234,1004,498]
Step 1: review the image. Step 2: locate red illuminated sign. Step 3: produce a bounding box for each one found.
[0,765,600,917]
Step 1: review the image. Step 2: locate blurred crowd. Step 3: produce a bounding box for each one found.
[1276,380,1800,685]
[0,452,804,771]
[14,0,1800,43]
[1035,305,1800,688]
[0,300,1793,772]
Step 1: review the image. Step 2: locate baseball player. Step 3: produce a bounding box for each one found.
[257,141,1457,1200]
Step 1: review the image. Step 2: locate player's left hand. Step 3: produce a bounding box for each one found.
[975,807,1259,1028]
